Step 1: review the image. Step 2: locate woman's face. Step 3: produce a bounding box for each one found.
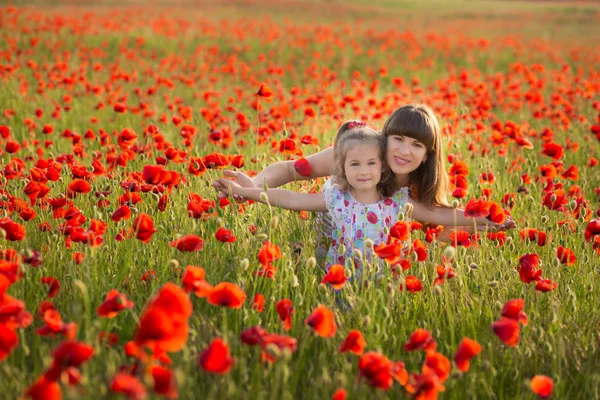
[385,135,428,177]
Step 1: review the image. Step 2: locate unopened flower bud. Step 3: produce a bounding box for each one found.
[452,199,460,209]
[352,249,363,259]
[306,257,316,269]
[270,216,279,230]
[469,262,479,270]
[443,246,456,260]
[338,244,346,255]
[259,192,269,203]
[364,239,374,250]
[239,258,250,270]
[404,203,414,215]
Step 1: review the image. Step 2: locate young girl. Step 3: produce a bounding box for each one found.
[213,104,516,264]
[215,122,506,273]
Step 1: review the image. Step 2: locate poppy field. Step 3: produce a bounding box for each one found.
[1,1,600,399]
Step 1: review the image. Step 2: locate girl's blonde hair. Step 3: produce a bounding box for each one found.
[381,104,450,208]
[331,123,397,197]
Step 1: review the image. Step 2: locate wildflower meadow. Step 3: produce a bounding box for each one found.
[1,1,600,399]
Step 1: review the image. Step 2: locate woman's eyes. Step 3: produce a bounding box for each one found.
[396,136,423,148]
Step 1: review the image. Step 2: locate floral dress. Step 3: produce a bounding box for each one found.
[322,181,409,273]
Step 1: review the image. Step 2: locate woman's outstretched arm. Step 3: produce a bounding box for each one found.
[251,146,334,187]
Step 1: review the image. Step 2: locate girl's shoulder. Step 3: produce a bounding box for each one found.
[323,182,350,211]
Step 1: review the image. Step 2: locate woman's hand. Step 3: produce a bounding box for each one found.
[213,170,255,202]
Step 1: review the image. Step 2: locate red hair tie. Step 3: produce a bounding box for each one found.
[347,120,367,130]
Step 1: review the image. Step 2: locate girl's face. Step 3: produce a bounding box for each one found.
[385,135,428,176]
[343,143,382,193]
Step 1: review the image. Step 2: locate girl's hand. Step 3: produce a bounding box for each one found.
[214,178,243,196]
[499,215,517,230]
[213,170,255,202]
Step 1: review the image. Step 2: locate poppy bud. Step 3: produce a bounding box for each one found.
[255,233,268,240]
[264,343,281,359]
[352,249,363,259]
[404,203,414,215]
[494,300,503,312]
[410,251,418,263]
[568,199,578,211]
[239,258,249,270]
[362,315,371,326]
[386,283,394,294]
[541,215,549,224]
[469,262,479,270]
[432,285,443,296]
[443,246,456,260]
[383,226,390,235]
[291,275,299,287]
[169,259,179,269]
[270,216,279,230]
[0,228,5,240]
[488,280,498,287]
[306,257,316,269]
[550,194,557,203]
[375,273,384,285]
[259,192,269,203]
[338,244,346,255]
[335,373,348,388]
[364,238,374,250]
[216,218,224,227]
[452,199,460,209]
[344,258,354,270]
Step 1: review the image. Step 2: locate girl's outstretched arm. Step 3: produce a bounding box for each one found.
[215,178,328,212]
[408,199,515,230]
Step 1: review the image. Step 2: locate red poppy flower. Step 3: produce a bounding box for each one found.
[321,265,347,290]
[305,304,336,338]
[26,377,62,400]
[215,227,236,243]
[585,218,600,242]
[135,283,192,353]
[132,213,156,244]
[41,276,60,298]
[0,324,18,361]
[501,299,528,325]
[110,372,147,399]
[449,231,473,247]
[491,317,520,346]
[258,241,281,266]
[453,337,481,372]
[401,275,423,293]
[293,157,312,177]
[339,330,366,355]
[151,364,177,399]
[207,282,246,309]
[464,198,491,218]
[97,290,134,318]
[374,242,401,263]
[403,329,436,353]
[332,388,347,400]
[276,299,294,331]
[169,235,204,252]
[422,352,451,383]
[518,254,542,284]
[357,352,394,390]
[181,265,212,297]
[0,218,26,241]
[253,293,265,312]
[199,338,234,375]
[556,246,576,266]
[389,221,410,241]
[530,375,553,398]
[255,83,274,100]
[535,279,558,292]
